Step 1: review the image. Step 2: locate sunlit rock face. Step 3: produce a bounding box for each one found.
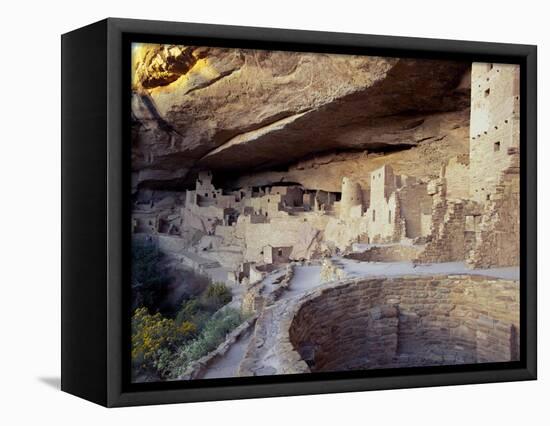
[131,43,470,190]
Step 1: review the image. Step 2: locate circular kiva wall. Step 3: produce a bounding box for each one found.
[288,275,519,372]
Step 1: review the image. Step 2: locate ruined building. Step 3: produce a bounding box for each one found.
[418,63,520,267]
[131,61,520,279]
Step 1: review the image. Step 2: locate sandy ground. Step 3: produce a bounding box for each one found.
[334,258,519,280]
[281,258,519,299]
[281,265,322,300]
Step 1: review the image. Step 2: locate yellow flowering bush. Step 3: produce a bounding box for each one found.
[178,321,197,338]
[131,307,194,374]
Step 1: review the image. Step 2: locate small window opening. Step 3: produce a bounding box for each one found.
[484,88,490,97]
[494,141,501,152]
[372,210,376,222]
[277,249,283,256]
[388,210,392,224]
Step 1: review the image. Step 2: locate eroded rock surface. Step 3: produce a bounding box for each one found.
[131,44,470,190]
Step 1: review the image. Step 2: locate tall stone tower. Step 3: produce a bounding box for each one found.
[469,63,520,203]
[369,164,396,204]
[340,177,363,219]
[196,170,214,191]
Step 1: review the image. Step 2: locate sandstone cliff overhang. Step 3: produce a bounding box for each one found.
[131,44,470,189]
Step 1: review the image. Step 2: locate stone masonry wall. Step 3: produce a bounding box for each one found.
[445,155,470,199]
[417,63,520,267]
[416,177,466,263]
[340,177,363,219]
[241,215,327,262]
[397,182,432,239]
[365,165,404,243]
[346,244,423,262]
[288,275,519,372]
[467,165,520,268]
[470,63,520,204]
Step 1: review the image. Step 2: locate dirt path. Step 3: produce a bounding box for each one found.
[198,268,286,379]
[200,328,254,379]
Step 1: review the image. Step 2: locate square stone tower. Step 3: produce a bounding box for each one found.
[469,63,520,203]
[370,164,396,203]
[196,170,214,192]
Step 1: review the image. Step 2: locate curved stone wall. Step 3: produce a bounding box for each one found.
[288,275,519,372]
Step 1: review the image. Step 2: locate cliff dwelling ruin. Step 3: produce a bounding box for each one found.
[130,43,520,382]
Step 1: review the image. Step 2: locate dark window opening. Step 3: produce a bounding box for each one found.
[277,249,283,256]
[484,88,490,97]
[372,210,376,222]
[388,210,392,224]
[494,141,501,152]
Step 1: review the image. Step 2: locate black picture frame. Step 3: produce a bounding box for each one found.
[61,17,537,407]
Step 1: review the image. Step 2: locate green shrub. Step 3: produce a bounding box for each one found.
[167,308,244,378]
[200,282,232,312]
[175,298,213,331]
[175,299,201,325]
[131,239,168,311]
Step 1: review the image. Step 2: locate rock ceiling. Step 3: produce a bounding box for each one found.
[131,44,471,190]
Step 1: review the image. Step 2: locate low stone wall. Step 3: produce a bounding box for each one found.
[345,244,423,262]
[241,284,265,315]
[249,264,264,285]
[241,264,295,314]
[285,275,519,373]
[320,258,347,282]
[267,263,295,303]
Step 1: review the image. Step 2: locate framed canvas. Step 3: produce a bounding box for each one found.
[61,18,537,407]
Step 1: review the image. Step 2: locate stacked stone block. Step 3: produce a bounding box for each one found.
[286,275,519,373]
